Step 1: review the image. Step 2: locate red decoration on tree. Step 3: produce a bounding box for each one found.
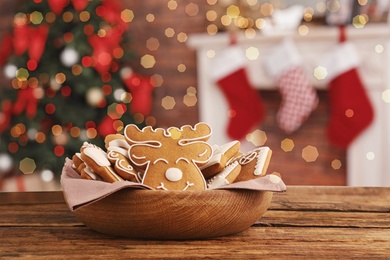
[13,86,39,119]
[47,0,68,15]
[210,45,264,140]
[122,70,154,116]
[12,24,48,62]
[97,115,117,137]
[321,27,374,148]
[0,34,13,66]
[71,0,88,12]
[88,30,122,75]
[28,24,49,62]
[0,100,13,133]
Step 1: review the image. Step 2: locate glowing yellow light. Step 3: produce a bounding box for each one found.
[331,159,342,170]
[146,14,155,22]
[281,138,294,152]
[146,37,160,51]
[381,89,390,103]
[167,0,178,10]
[302,145,319,162]
[245,28,256,39]
[55,73,66,84]
[169,128,182,139]
[206,10,217,21]
[19,157,36,174]
[79,11,90,22]
[45,12,56,23]
[16,68,29,81]
[165,27,175,37]
[352,15,368,29]
[86,128,97,139]
[134,113,145,124]
[207,0,217,5]
[207,24,218,35]
[314,66,328,80]
[246,129,267,146]
[70,127,81,138]
[221,15,232,26]
[145,116,157,126]
[30,11,44,24]
[62,11,73,23]
[35,132,46,143]
[121,9,134,23]
[177,32,187,43]
[140,54,156,69]
[366,151,375,160]
[260,3,274,16]
[177,64,186,72]
[120,92,132,103]
[375,44,384,53]
[14,13,27,26]
[113,120,124,132]
[187,86,197,95]
[52,125,63,136]
[161,96,176,110]
[246,46,259,60]
[185,3,199,16]
[227,5,240,18]
[72,65,82,76]
[298,25,309,36]
[107,103,122,120]
[183,94,197,107]
[255,18,266,29]
[207,49,216,58]
[151,74,163,87]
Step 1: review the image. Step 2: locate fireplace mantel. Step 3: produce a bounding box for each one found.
[188,24,390,186]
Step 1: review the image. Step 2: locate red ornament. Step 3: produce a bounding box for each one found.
[0,33,13,66]
[13,86,38,119]
[97,115,117,136]
[0,100,13,133]
[71,0,88,12]
[123,72,154,116]
[47,0,69,15]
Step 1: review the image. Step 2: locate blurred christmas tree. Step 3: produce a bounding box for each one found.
[0,0,153,177]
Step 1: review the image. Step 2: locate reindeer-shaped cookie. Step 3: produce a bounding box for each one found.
[124,123,213,191]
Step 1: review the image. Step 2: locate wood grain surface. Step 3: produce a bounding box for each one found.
[0,186,389,259]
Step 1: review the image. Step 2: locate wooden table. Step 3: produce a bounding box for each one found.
[1,186,389,258]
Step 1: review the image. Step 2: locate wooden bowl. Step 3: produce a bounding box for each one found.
[71,188,273,240]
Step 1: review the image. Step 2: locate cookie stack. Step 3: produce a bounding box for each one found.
[71,123,272,191]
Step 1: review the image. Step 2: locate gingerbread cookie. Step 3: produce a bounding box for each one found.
[233,146,272,183]
[107,148,140,182]
[200,140,241,179]
[124,123,213,191]
[207,161,241,189]
[80,146,124,183]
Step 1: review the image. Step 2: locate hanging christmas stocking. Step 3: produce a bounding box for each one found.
[264,38,318,133]
[210,44,264,140]
[320,27,374,148]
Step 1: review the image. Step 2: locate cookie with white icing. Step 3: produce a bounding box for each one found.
[107,148,140,183]
[80,147,123,183]
[124,123,213,191]
[233,146,272,183]
[200,140,241,179]
[207,161,241,189]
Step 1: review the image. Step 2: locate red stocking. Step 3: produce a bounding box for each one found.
[210,45,264,140]
[321,27,374,148]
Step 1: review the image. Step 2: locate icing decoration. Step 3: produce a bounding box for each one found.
[125,123,212,190]
[83,147,111,167]
[165,168,183,182]
[207,161,239,189]
[200,141,239,170]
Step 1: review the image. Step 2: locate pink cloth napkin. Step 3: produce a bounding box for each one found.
[61,158,286,211]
